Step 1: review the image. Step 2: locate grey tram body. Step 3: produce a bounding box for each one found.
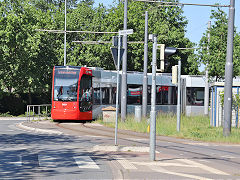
[90,67,206,119]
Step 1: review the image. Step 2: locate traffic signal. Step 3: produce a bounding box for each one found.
[112,36,122,47]
[158,44,178,72]
[172,65,178,85]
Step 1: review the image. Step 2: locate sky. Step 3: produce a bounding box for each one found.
[94,0,240,45]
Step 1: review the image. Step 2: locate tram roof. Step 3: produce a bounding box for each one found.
[90,68,175,86]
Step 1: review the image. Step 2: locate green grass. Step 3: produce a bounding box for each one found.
[95,113,240,144]
[0,112,13,117]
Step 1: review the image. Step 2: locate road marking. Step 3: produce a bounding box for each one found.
[132,161,197,167]
[221,155,236,159]
[74,156,100,169]
[83,135,105,138]
[9,156,22,166]
[177,159,229,175]
[116,158,137,170]
[38,155,58,168]
[85,123,103,127]
[151,166,212,180]
[0,147,27,151]
[128,138,147,141]
[92,145,159,153]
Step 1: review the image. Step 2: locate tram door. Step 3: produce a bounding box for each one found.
[79,74,92,112]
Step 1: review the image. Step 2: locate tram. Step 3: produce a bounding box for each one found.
[51,66,206,120]
[51,66,93,120]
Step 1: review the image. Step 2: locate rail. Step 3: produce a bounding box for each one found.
[26,104,51,121]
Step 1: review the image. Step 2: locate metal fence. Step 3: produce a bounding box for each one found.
[26,104,51,121]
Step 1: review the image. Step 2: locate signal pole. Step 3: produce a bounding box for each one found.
[121,0,128,121]
[204,21,211,117]
[177,58,181,132]
[149,34,157,161]
[223,0,235,136]
[142,11,148,117]
[115,33,122,146]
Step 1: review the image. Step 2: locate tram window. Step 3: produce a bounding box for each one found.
[156,86,167,105]
[53,69,80,102]
[103,87,116,104]
[102,88,109,104]
[79,74,92,112]
[147,86,151,105]
[186,87,204,106]
[127,86,142,105]
[93,88,101,105]
[150,86,177,105]
[112,87,116,104]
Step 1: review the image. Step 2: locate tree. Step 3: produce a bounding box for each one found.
[0,0,199,112]
[65,1,198,74]
[198,8,240,80]
[0,0,59,103]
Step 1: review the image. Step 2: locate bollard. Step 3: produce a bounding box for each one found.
[135,106,142,122]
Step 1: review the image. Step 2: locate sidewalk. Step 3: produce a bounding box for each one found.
[0,117,28,120]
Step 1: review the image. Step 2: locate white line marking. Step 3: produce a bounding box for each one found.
[221,155,236,159]
[116,158,137,170]
[92,145,159,153]
[38,155,58,168]
[83,135,105,138]
[177,159,229,175]
[151,166,212,180]
[10,156,22,166]
[132,161,197,167]
[0,147,27,151]
[128,138,148,141]
[74,156,100,169]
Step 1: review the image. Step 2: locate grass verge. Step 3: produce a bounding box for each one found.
[95,113,240,144]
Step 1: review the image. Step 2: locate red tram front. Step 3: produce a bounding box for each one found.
[51,66,92,120]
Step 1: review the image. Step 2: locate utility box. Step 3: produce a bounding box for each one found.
[135,106,142,122]
[102,106,116,123]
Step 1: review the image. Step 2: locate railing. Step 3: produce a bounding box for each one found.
[26,104,51,121]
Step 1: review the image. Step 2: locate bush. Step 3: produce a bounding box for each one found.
[0,91,51,116]
[0,93,25,116]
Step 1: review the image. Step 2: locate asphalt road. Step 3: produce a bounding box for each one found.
[0,119,113,179]
[1,119,240,179]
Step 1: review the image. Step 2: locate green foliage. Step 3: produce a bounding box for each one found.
[0,0,199,115]
[198,8,240,80]
[0,112,13,117]
[219,91,240,113]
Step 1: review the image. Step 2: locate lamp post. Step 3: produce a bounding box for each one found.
[64,0,67,66]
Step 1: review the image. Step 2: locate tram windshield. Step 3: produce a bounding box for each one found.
[53,68,80,101]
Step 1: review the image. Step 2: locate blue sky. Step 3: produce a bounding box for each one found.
[94,0,240,45]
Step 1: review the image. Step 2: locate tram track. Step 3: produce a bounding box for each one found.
[55,122,240,165]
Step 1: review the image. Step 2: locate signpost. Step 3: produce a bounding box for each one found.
[114,29,133,146]
[110,47,124,70]
[119,29,133,36]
